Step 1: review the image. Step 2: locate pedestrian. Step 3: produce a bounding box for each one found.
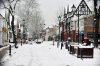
[61,42,63,50]
[53,40,54,46]
[53,36,55,46]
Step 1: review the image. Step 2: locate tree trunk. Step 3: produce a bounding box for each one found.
[11,15,17,48]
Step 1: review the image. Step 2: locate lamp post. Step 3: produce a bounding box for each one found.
[57,16,61,47]
[40,24,45,40]
[68,17,72,41]
[93,0,100,47]
[23,19,26,43]
[73,0,92,44]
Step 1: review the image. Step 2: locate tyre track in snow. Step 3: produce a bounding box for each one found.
[27,44,42,66]
[26,46,33,66]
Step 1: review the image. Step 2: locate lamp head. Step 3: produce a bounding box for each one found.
[58,16,61,21]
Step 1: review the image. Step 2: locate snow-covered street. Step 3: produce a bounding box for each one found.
[1,41,100,66]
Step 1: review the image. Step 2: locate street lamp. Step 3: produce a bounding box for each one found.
[93,0,100,47]
[22,19,27,43]
[77,4,85,44]
[39,24,45,40]
[65,5,76,42]
[73,0,92,44]
[57,15,61,47]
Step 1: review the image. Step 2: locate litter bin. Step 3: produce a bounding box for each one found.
[65,41,68,49]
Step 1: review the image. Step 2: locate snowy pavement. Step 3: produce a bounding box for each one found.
[1,41,100,66]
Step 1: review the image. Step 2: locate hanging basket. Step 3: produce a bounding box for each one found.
[2,27,8,33]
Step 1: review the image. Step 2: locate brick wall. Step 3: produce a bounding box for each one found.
[84,16,100,37]
[84,16,94,37]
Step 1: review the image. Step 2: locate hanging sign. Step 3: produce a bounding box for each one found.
[2,27,8,32]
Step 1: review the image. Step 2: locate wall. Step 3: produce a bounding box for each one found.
[0,19,3,45]
[84,16,94,37]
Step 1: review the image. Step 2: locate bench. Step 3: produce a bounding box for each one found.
[77,46,94,58]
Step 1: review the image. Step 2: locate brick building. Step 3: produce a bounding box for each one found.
[67,15,100,43]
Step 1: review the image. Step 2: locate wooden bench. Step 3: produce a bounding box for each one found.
[77,46,94,58]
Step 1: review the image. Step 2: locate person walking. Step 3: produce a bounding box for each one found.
[61,41,63,50]
[21,38,23,46]
[53,36,55,46]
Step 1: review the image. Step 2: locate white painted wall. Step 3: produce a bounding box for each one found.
[0,17,4,45]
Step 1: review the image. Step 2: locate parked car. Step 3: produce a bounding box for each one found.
[28,38,33,44]
[28,38,32,41]
[36,39,43,44]
[26,40,28,44]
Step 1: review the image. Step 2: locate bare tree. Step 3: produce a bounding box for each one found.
[0,0,20,48]
[16,0,44,39]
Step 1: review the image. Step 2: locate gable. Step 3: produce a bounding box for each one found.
[74,0,92,16]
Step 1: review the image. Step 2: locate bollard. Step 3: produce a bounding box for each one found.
[9,45,11,55]
[21,39,22,46]
[61,42,63,50]
[57,41,59,48]
[53,40,54,46]
[65,41,67,49]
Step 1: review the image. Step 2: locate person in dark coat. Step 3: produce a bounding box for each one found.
[87,40,91,46]
[61,41,63,50]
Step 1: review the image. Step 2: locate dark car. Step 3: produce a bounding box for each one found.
[35,39,43,44]
[28,38,33,44]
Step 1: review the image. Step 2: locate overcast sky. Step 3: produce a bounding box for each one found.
[38,0,93,28]
[0,0,93,27]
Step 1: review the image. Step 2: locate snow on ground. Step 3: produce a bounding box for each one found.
[1,41,100,66]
